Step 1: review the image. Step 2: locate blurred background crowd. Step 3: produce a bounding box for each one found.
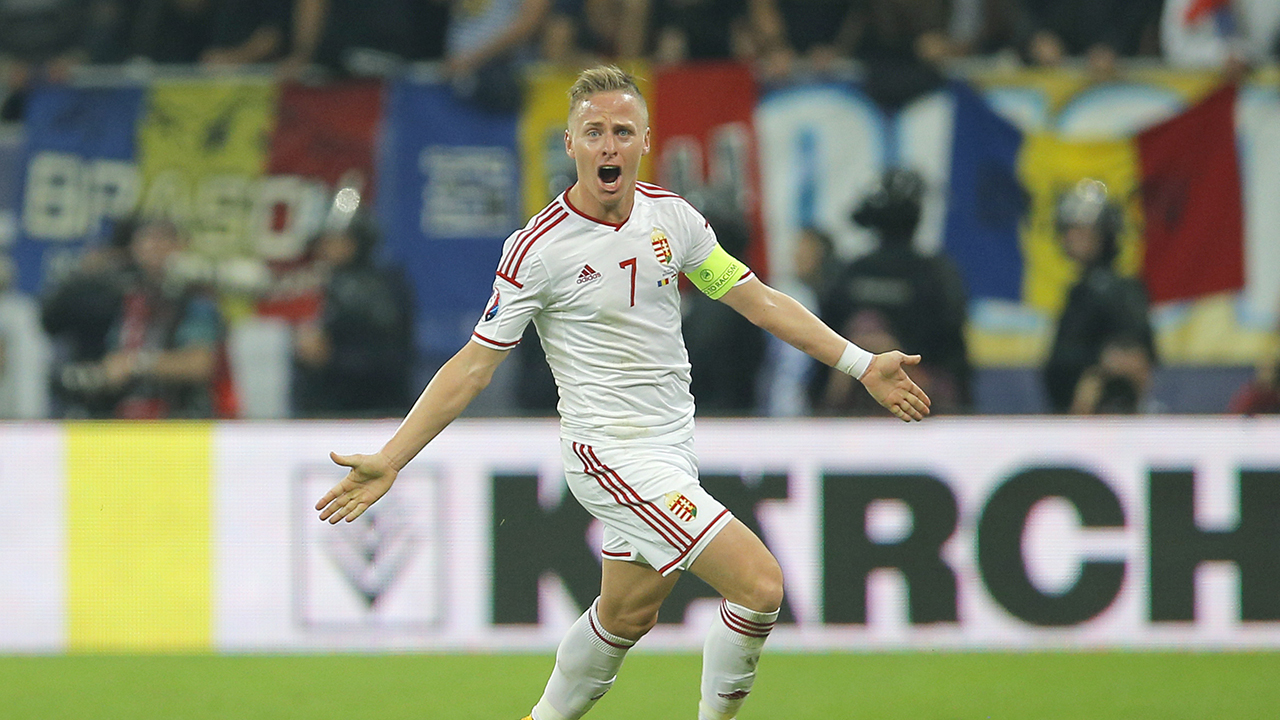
[0,0,1278,421]
[2,0,1280,94]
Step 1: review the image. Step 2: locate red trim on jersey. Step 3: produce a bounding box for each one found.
[501,204,563,270]
[657,508,730,574]
[636,182,702,217]
[498,207,567,285]
[636,181,681,200]
[601,550,633,558]
[471,331,519,349]
[563,186,629,231]
[572,443,691,551]
[497,204,557,279]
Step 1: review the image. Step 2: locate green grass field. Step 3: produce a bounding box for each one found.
[4,652,1278,719]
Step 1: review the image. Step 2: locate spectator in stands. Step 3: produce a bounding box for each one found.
[40,218,133,417]
[1043,179,1156,415]
[1228,333,1280,415]
[817,168,971,415]
[1019,0,1162,78]
[947,0,1028,59]
[200,0,294,66]
[111,0,219,64]
[855,0,953,108]
[89,218,228,418]
[542,0,649,67]
[683,209,766,415]
[850,0,954,64]
[753,0,951,107]
[749,0,862,77]
[760,226,836,417]
[1161,0,1280,71]
[293,213,414,418]
[649,0,749,65]
[280,0,447,77]
[0,0,93,121]
[443,0,551,112]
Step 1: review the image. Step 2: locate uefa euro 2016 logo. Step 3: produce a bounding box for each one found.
[665,491,698,522]
[651,228,672,264]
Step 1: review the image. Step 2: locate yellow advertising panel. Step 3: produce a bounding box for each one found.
[65,422,213,651]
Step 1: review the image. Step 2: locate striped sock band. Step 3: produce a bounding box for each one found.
[718,600,778,647]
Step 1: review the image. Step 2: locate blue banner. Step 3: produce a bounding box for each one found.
[941,82,1026,302]
[14,86,145,294]
[377,80,520,361]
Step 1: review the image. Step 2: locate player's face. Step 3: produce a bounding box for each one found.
[565,90,650,216]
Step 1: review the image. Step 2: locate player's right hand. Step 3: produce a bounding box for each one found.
[860,351,932,422]
[316,451,399,524]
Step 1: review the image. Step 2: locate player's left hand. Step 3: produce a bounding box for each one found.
[860,351,932,422]
[315,451,399,524]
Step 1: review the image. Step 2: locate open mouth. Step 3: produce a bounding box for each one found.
[598,165,622,185]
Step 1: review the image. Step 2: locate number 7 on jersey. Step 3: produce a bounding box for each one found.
[619,257,637,307]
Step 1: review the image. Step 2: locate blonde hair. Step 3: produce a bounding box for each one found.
[568,65,646,118]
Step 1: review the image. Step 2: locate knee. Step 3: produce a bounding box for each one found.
[741,557,785,612]
[597,602,660,642]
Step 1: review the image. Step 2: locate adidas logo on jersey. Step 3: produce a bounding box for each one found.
[576,264,602,284]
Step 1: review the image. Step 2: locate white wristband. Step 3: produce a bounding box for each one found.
[835,341,874,380]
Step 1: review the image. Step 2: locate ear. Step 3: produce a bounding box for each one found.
[641,126,651,157]
[564,128,574,157]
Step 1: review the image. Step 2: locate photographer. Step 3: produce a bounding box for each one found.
[1043,179,1157,414]
[292,213,414,418]
[41,219,132,417]
[1068,334,1158,415]
[66,218,228,419]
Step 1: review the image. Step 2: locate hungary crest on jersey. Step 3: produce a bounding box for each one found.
[651,228,673,264]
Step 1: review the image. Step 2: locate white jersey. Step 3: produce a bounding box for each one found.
[472,182,753,444]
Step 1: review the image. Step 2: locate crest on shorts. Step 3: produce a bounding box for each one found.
[651,228,672,265]
[665,491,698,521]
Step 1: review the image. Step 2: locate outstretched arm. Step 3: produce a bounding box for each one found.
[316,340,510,523]
[718,277,931,421]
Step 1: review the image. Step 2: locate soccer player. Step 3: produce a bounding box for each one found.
[315,65,931,720]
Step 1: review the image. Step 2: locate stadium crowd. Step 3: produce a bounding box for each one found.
[1,0,1278,420]
[2,0,1279,114]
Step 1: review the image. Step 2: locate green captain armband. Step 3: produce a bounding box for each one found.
[687,244,749,300]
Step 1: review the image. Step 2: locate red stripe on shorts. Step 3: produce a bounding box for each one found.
[582,444,693,544]
[657,508,730,575]
[572,443,690,552]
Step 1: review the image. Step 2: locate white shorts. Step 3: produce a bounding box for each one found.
[562,438,734,576]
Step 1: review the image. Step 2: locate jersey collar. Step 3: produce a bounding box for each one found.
[562,185,631,231]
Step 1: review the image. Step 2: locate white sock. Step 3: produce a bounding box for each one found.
[531,598,635,720]
[698,600,778,720]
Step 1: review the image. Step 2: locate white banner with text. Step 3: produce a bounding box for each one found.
[2,418,1279,652]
